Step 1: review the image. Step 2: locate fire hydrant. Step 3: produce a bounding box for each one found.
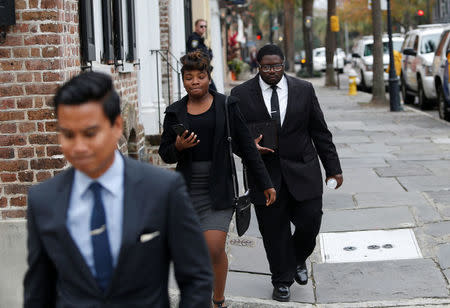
[348,69,358,96]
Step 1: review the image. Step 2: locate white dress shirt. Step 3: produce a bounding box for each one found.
[67,150,124,275]
[258,75,288,126]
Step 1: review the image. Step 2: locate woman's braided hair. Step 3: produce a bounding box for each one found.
[180,51,212,79]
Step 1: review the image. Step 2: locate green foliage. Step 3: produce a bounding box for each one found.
[227,58,249,77]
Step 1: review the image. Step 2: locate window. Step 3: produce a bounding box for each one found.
[80,0,137,67]
[413,36,419,52]
[420,33,442,54]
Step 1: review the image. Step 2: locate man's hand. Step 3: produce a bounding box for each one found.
[255,135,274,154]
[175,130,199,151]
[264,188,276,206]
[325,174,343,189]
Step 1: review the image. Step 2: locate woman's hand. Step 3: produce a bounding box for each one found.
[264,188,276,206]
[175,130,200,151]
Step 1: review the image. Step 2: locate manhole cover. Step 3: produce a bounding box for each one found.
[320,229,422,263]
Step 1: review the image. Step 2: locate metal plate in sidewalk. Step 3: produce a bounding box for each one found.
[319,229,422,263]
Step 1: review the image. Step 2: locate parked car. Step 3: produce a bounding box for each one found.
[351,34,404,91]
[401,25,446,109]
[431,26,450,121]
[312,47,345,73]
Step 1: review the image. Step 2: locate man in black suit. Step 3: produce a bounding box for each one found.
[23,72,213,307]
[231,45,343,302]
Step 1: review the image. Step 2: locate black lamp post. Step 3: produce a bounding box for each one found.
[387,0,402,111]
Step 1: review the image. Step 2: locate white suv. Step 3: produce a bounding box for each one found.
[351,34,404,91]
[401,25,445,109]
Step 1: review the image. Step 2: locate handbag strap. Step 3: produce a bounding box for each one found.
[224,96,249,200]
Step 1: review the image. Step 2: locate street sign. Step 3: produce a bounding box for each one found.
[272,26,279,30]
[330,15,339,32]
[368,0,387,11]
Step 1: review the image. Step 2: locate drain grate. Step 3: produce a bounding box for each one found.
[319,229,422,263]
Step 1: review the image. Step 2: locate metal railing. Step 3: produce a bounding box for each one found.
[150,49,182,133]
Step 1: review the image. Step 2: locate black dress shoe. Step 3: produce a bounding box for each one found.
[272,284,290,302]
[294,262,308,285]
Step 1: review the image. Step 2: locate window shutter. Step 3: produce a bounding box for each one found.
[0,0,16,26]
[79,0,96,62]
[102,0,114,63]
[113,0,124,61]
[126,0,136,61]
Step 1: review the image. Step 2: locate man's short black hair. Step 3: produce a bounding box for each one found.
[256,44,285,63]
[53,71,121,125]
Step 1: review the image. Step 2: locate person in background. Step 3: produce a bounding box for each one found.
[24,71,213,308]
[187,19,217,91]
[159,51,276,308]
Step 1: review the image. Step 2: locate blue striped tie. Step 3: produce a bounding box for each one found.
[89,182,113,291]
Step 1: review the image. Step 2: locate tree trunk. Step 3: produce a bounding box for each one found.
[302,0,314,76]
[283,0,295,72]
[325,0,336,86]
[371,0,387,104]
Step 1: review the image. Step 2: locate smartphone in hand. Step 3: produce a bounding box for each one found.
[171,124,187,136]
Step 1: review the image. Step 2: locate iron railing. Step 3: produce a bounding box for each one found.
[150,49,182,133]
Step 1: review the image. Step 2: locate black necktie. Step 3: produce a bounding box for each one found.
[270,85,281,129]
[89,182,113,291]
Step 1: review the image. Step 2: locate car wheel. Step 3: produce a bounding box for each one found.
[401,76,415,104]
[438,84,450,121]
[417,80,432,110]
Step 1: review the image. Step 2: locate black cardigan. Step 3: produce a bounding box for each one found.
[159,91,273,210]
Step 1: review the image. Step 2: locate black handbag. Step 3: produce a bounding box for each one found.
[224,96,251,237]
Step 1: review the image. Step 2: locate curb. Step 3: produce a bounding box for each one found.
[168,289,450,307]
[404,105,450,127]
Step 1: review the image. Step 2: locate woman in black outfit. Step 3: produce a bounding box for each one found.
[159,51,276,308]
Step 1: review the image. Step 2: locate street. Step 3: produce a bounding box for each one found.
[172,73,450,307]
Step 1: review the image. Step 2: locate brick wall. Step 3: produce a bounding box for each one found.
[0,0,145,220]
[159,0,174,105]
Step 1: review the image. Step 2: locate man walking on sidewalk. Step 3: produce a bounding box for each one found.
[230,45,343,302]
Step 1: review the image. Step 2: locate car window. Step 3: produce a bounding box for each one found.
[420,33,442,54]
[364,42,398,56]
[407,35,416,48]
[413,36,419,51]
[435,31,450,57]
[401,35,410,51]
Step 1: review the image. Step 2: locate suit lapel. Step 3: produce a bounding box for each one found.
[282,75,297,131]
[250,74,271,120]
[56,169,102,294]
[107,157,144,294]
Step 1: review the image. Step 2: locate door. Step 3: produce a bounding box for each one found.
[135,0,163,135]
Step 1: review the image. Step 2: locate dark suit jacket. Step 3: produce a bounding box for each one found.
[24,156,213,308]
[230,74,342,204]
[158,91,273,210]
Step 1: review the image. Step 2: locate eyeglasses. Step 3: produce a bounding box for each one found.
[199,25,207,28]
[259,63,284,72]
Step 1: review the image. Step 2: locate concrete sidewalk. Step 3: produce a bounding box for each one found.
[196,77,450,307]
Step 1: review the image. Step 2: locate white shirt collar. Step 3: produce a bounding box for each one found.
[259,74,287,91]
[75,150,124,198]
